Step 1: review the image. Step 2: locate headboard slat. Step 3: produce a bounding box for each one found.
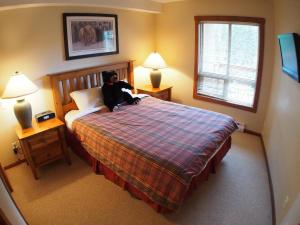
[96,73,101,86]
[121,68,126,80]
[49,60,134,121]
[90,74,95,88]
[69,77,75,92]
[62,80,70,104]
[84,76,89,89]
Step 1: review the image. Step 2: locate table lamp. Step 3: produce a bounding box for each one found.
[143,52,167,88]
[1,72,38,129]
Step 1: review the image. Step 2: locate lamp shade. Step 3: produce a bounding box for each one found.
[1,72,38,99]
[143,52,167,70]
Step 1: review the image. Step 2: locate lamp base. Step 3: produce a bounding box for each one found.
[14,99,32,129]
[150,70,161,88]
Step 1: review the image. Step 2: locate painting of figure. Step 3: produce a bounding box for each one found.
[63,13,119,60]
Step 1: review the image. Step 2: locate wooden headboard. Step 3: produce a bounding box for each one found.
[48,60,134,121]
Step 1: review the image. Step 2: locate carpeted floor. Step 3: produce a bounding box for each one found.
[6,132,272,225]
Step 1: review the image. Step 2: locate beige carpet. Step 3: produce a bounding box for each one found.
[6,132,272,225]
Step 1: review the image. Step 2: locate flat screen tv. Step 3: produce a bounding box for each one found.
[278,33,300,82]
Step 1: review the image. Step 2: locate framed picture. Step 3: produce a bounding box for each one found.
[63,13,119,60]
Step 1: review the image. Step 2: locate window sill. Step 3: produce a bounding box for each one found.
[193,92,257,113]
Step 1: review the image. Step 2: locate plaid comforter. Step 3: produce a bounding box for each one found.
[72,97,237,210]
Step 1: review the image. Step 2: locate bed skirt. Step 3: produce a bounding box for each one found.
[66,130,232,213]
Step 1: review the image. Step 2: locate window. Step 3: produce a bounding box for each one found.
[194,16,265,112]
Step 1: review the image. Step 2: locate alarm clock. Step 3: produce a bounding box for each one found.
[35,110,56,122]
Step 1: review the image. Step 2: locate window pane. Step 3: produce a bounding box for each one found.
[229,25,259,81]
[200,23,229,76]
[227,80,255,107]
[198,77,224,98]
[197,21,261,108]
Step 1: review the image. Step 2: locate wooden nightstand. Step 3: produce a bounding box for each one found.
[15,118,71,179]
[136,85,172,101]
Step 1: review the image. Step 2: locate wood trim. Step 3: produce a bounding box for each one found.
[50,76,64,121]
[15,118,64,140]
[194,16,265,24]
[194,17,199,103]
[244,129,261,137]
[0,163,13,192]
[243,130,276,225]
[193,16,265,113]
[128,60,135,93]
[137,86,172,101]
[48,60,134,120]
[193,94,257,112]
[136,85,172,94]
[3,159,26,170]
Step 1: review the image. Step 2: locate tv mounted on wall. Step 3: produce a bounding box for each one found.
[278,33,300,82]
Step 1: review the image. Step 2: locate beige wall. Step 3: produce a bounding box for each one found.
[0,1,276,165]
[0,6,155,166]
[262,0,300,223]
[155,0,274,133]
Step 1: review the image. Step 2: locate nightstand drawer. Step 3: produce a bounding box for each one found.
[137,86,172,101]
[16,118,71,179]
[153,91,169,100]
[31,141,62,166]
[27,129,59,150]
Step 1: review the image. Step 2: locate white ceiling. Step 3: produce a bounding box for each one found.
[0,0,187,12]
[0,0,163,13]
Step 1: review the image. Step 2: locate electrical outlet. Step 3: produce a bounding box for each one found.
[12,141,19,154]
[235,121,245,132]
[11,141,24,160]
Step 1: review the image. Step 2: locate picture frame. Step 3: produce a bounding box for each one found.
[63,13,119,60]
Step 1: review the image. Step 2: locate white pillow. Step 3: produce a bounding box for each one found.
[70,87,104,111]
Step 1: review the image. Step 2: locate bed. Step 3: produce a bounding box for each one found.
[48,60,237,212]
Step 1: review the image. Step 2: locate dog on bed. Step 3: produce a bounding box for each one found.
[102,71,141,112]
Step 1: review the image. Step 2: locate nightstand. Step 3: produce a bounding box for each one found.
[15,118,71,179]
[136,85,172,101]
